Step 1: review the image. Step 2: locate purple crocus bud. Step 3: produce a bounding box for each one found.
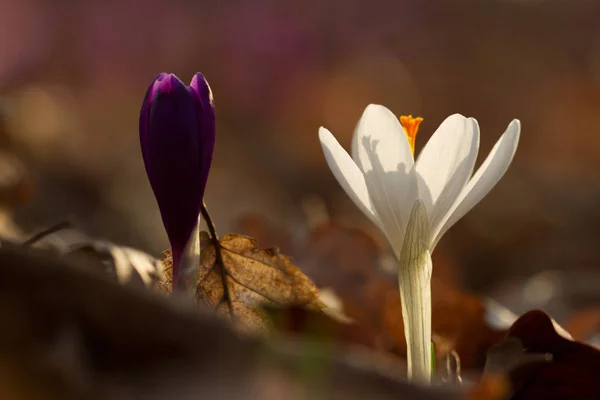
[139,72,215,284]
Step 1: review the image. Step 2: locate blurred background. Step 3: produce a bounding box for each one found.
[1,0,600,324]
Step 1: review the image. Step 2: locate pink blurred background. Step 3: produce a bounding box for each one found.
[2,0,600,318]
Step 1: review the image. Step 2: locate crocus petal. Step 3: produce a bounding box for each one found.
[354,104,417,256]
[430,119,521,249]
[318,127,380,227]
[144,74,203,268]
[351,119,363,172]
[188,72,216,199]
[415,114,480,237]
[139,72,168,173]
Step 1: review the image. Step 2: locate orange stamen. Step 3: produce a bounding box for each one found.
[400,115,423,155]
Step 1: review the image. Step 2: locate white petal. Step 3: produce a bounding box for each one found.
[354,104,414,171]
[351,121,362,171]
[430,119,521,249]
[319,127,381,227]
[415,114,480,237]
[354,104,417,256]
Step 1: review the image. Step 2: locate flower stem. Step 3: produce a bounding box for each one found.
[174,201,221,293]
[398,201,433,383]
[174,215,201,293]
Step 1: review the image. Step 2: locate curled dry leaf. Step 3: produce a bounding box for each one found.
[66,241,165,287]
[162,232,325,332]
[25,225,165,288]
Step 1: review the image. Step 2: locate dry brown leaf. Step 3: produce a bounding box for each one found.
[198,232,325,331]
[503,310,600,399]
[65,240,165,287]
[162,232,325,332]
[25,225,165,289]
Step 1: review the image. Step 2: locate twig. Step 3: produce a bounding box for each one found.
[200,202,234,319]
[22,220,72,247]
[200,201,219,241]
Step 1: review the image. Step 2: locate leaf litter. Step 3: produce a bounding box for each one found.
[7,212,600,399]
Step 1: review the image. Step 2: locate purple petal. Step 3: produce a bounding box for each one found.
[139,72,217,278]
[139,72,168,174]
[188,73,216,201]
[142,74,203,270]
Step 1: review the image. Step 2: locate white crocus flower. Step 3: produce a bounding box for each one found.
[318,104,520,383]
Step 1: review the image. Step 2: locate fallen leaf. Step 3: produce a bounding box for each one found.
[162,232,325,332]
[23,224,165,288]
[496,310,600,399]
[66,241,165,287]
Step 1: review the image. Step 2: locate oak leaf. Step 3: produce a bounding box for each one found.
[162,232,325,331]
